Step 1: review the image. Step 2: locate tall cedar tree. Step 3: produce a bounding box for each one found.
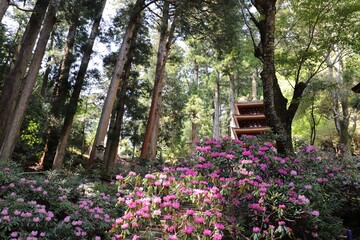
[52,0,107,169]
[140,0,178,160]
[39,2,80,170]
[0,0,60,162]
[88,0,145,167]
[0,0,50,161]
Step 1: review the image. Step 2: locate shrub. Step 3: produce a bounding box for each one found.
[0,162,122,239]
[111,136,359,239]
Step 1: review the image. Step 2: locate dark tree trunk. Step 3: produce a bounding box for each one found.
[140,1,177,160]
[213,70,220,139]
[41,34,54,98]
[0,0,9,22]
[0,0,59,162]
[101,19,140,178]
[229,74,236,138]
[52,0,107,169]
[0,0,50,161]
[88,0,145,167]
[251,0,293,154]
[40,18,78,169]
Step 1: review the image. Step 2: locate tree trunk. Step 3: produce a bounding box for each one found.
[101,14,139,178]
[213,71,220,139]
[52,0,107,169]
[140,1,177,160]
[52,21,77,117]
[41,34,54,98]
[0,0,9,22]
[0,0,59,162]
[40,17,78,169]
[88,0,145,167]
[0,0,50,161]
[194,59,199,91]
[252,0,293,154]
[251,70,258,101]
[229,74,236,138]
[328,54,352,157]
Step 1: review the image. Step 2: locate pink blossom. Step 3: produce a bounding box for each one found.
[132,235,139,240]
[186,209,194,216]
[203,229,212,236]
[132,221,139,228]
[215,223,225,230]
[311,210,320,217]
[172,202,180,209]
[213,233,222,240]
[145,174,155,179]
[195,216,205,224]
[253,227,261,233]
[183,225,195,234]
[121,223,129,229]
[169,234,177,240]
[1,208,8,215]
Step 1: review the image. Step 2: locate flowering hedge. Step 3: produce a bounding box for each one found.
[111,136,357,239]
[1,136,358,239]
[0,163,121,240]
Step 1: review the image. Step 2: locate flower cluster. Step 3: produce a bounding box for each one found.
[112,136,354,239]
[0,163,121,239]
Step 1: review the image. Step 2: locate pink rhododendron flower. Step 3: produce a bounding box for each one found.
[311,210,320,216]
[132,221,139,228]
[213,233,222,240]
[169,234,177,240]
[203,229,212,236]
[121,223,129,229]
[253,227,261,233]
[183,225,195,234]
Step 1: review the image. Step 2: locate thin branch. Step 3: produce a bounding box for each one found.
[9,2,33,12]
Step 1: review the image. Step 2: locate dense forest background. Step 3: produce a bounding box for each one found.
[1,0,360,175]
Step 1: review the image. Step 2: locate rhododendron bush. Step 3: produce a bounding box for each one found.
[1,136,358,239]
[111,136,358,239]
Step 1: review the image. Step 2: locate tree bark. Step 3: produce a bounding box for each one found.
[0,0,9,22]
[0,0,60,162]
[229,74,236,138]
[327,54,352,157]
[88,0,145,167]
[213,71,220,139]
[251,70,258,101]
[251,0,293,154]
[40,34,54,98]
[140,1,177,160]
[52,20,77,117]
[0,0,50,161]
[52,0,107,169]
[102,65,131,178]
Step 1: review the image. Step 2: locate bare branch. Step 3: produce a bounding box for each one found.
[9,2,33,12]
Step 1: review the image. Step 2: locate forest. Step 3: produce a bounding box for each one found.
[0,0,360,239]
